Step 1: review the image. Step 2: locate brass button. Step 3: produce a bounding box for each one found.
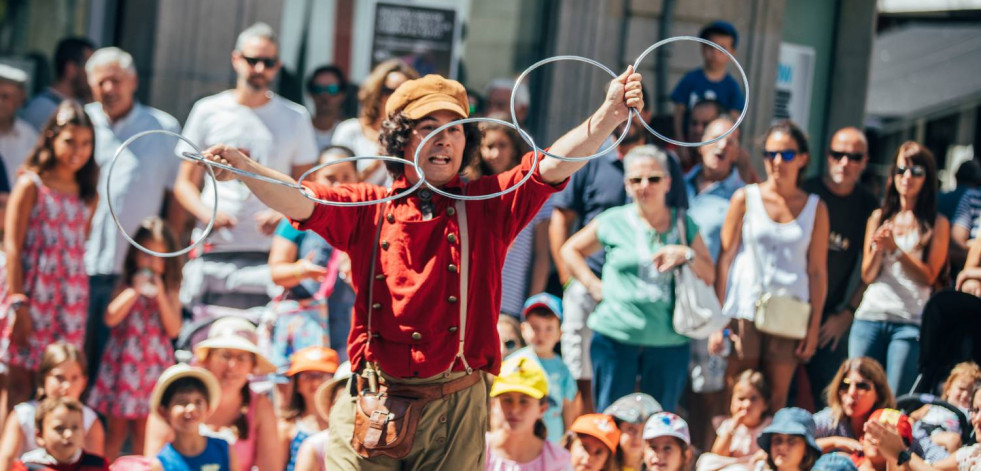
[386,213,395,223]
[447,233,457,244]
[372,303,382,310]
[381,241,390,250]
[447,296,458,303]
[411,332,422,341]
[438,415,447,424]
[375,273,385,280]
[448,264,457,273]
[446,206,456,216]
[448,326,458,333]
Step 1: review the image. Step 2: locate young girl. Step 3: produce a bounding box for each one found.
[851,141,949,394]
[911,362,981,454]
[643,412,693,471]
[277,346,338,471]
[561,414,620,471]
[86,217,182,460]
[757,408,822,471]
[0,342,105,471]
[697,369,773,471]
[486,356,571,471]
[1,100,98,408]
[603,393,662,471]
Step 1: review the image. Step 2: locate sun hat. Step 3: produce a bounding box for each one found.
[570,414,621,454]
[757,407,821,454]
[285,346,340,377]
[813,453,859,471]
[490,356,548,399]
[604,393,663,425]
[314,361,352,420]
[149,363,221,417]
[643,412,690,445]
[521,293,563,321]
[194,317,276,375]
[383,74,469,120]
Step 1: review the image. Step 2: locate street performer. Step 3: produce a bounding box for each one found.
[199,67,644,469]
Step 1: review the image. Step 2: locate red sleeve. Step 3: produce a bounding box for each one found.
[289,182,386,252]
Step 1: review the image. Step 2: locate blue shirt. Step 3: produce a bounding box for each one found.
[509,346,578,443]
[158,436,230,471]
[684,165,745,262]
[953,187,981,239]
[670,68,746,112]
[20,88,64,131]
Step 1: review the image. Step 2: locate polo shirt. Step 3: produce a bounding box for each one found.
[294,150,564,378]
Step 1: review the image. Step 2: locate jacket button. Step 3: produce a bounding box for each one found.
[448,326,458,333]
[381,241,390,250]
[447,296,457,303]
[447,206,456,216]
[447,233,457,244]
[375,273,385,280]
[411,332,422,341]
[448,264,457,273]
[386,213,395,223]
[438,415,447,424]
[372,303,382,310]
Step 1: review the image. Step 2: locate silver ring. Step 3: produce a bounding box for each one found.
[412,117,540,201]
[296,155,427,206]
[107,130,218,258]
[511,55,636,162]
[632,35,749,147]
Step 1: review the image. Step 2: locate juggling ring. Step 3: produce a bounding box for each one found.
[107,129,219,258]
[631,35,750,147]
[296,155,427,206]
[511,55,637,162]
[413,117,541,201]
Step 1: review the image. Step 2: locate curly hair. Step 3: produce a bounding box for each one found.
[379,111,481,179]
[359,59,419,125]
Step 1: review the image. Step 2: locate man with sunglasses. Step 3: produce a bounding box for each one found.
[306,65,350,151]
[174,22,318,310]
[802,127,879,408]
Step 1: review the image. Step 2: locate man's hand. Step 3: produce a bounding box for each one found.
[603,66,644,122]
[795,327,818,362]
[818,311,852,351]
[199,145,253,182]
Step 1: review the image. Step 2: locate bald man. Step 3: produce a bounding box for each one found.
[801,127,879,408]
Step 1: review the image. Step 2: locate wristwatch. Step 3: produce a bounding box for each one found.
[897,448,912,466]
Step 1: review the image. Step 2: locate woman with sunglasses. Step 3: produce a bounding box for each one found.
[330,59,418,185]
[562,145,714,413]
[711,120,830,411]
[813,357,895,453]
[850,141,949,395]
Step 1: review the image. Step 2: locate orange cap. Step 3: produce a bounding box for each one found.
[383,74,469,120]
[570,413,621,454]
[286,346,340,376]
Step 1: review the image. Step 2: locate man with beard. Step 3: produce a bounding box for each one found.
[802,127,878,408]
[82,47,184,381]
[21,37,95,131]
[174,23,317,309]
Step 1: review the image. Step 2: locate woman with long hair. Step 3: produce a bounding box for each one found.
[813,357,895,453]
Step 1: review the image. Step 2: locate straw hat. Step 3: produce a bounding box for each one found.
[149,364,221,417]
[314,361,352,420]
[194,317,275,375]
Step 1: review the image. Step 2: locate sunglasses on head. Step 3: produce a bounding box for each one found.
[841,377,873,392]
[894,165,926,177]
[242,56,278,68]
[763,150,797,161]
[310,83,343,96]
[627,175,664,185]
[829,151,865,162]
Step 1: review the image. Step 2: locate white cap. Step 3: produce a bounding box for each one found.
[643,412,690,445]
[0,64,28,86]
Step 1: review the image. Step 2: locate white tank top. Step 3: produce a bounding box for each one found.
[722,184,819,320]
[855,224,931,324]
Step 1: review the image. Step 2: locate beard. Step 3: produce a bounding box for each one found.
[245,74,271,91]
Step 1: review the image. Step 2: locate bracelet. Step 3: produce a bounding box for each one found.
[7,293,28,304]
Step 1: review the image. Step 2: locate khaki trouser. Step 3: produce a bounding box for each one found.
[325,370,488,470]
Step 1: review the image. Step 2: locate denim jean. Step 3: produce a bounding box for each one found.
[85,274,119,381]
[590,331,690,412]
[848,319,920,394]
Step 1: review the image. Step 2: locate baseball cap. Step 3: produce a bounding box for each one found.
[604,393,663,425]
[868,408,912,445]
[285,346,340,376]
[521,293,562,321]
[643,412,690,445]
[490,356,548,399]
[698,20,739,49]
[384,74,469,120]
[570,414,621,454]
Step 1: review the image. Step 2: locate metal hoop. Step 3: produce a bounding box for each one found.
[296,155,427,206]
[412,117,541,201]
[632,35,750,147]
[107,130,218,258]
[511,55,638,162]
[180,151,304,189]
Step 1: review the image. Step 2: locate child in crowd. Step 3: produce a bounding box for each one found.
[561,414,620,471]
[150,364,235,471]
[86,217,182,460]
[292,362,351,471]
[1,101,98,408]
[642,412,693,471]
[757,408,822,471]
[509,293,579,442]
[277,346,338,471]
[0,343,104,471]
[498,315,525,359]
[486,356,571,470]
[853,409,911,471]
[911,361,981,454]
[603,393,662,471]
[14,397,109,471]
[697,369,773,471]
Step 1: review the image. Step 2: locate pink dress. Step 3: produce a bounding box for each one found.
[0,172,89,370]
[88,294,175,418]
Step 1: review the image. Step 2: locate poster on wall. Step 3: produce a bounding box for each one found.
[371,2,460,79]
[773,42,816,129]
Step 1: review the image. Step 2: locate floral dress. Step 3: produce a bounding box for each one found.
[0,173,89,370]
[88,294,175,418]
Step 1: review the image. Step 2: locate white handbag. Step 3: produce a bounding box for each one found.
[672,211,727,339]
